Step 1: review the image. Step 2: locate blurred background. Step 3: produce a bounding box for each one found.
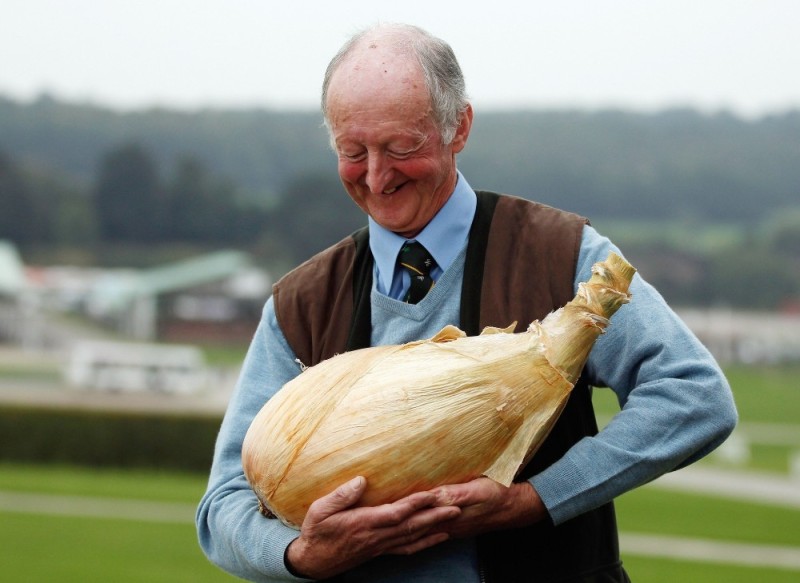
[1,1,798,581]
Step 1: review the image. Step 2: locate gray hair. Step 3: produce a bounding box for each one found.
[321,23,469,144]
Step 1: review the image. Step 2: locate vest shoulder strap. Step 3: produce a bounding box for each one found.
[468,191,588,332]
[271,231,362,368]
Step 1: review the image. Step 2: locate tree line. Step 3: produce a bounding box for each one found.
[1,144,266,247]
[4,94,800,225]
[1,94,799,309]
[0,138,364,270]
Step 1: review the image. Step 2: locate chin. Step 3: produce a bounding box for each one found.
[369,207,414,232]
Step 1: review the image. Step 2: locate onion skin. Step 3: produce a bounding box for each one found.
[242,252,635,528]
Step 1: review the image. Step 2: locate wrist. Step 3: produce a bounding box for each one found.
[284,538,310,579]
[510,481,548,527]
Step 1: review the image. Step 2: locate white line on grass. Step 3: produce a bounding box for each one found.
[0,491,195,524]
[650,466,800,508]
[621,533,800,571]
[3,489,800,571]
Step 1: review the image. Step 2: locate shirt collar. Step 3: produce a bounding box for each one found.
[369,171,477,294]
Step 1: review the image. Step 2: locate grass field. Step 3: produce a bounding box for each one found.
[593,364,800,475]
[1,364,798,581]
[0,464,234,582]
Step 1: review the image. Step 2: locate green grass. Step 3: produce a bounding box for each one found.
[2,363,798,580]
[11,461,793,548]
[0,468,210,579]
[593,363,800,580]
[592,364,800,476]
[0,353,62,381]
[593,219,746,255]
[0,366,61,381]
[2,512,237,583]
[722,365,800,425]
[746,443,798,474]
[2,463,798,581]
[0,464,234,582]
[0,342,248,375]
[199,343,249,367]
[0,462,207,502]
[616,487,800,548]
[593,364,800,425]
[620,556,800,583]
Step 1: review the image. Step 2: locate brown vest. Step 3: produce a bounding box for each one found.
[272,191,627,582]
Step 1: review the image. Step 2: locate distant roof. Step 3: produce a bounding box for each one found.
[0,240,25,296]
[138,250,252,295]
[88,250,254,312]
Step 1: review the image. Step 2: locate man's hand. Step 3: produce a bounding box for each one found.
[426,477,547,539]
[285,476,461,580]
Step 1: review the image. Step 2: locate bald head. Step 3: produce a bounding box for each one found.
[325,30,428,119]
[321,23,469,144]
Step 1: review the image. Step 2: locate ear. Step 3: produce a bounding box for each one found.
[450,103,473,154]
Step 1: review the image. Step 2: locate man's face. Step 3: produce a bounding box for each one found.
[325,51,471,239]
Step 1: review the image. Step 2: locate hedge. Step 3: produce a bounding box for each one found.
[0,405,223,473]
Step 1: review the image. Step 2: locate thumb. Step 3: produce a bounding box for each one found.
[308,476,367,521]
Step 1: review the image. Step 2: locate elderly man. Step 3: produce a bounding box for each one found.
[197,23,737,582]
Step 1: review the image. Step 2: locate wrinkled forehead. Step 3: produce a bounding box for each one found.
[328,43,425,99]
[326,54,432,130]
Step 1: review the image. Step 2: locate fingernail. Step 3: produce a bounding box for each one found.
[350,476,365,491]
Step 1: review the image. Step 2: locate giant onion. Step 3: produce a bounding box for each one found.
[243,252,636,528]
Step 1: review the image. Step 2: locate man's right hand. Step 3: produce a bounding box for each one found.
[285,476,461,580]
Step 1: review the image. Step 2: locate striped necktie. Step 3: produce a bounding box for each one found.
[398,241,437,304]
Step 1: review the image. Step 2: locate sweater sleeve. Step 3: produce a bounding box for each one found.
[196,297,312,582]
[530,226,738,525]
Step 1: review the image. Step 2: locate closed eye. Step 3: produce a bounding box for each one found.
[340,151,366,162]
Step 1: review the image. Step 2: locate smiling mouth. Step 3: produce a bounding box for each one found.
[382,182,406,195]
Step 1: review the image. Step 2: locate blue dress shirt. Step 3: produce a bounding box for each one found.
[369,171,477,299]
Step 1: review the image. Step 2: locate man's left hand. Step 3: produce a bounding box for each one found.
[421,477,547,539]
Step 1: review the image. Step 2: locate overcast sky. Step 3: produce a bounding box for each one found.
[2,0,799,117]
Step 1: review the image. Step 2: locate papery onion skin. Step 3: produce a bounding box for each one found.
[242,252,636,528]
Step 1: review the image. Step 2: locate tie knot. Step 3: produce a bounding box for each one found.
[398,241,436,304]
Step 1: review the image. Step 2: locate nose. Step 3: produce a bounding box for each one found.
[364,152,392,194]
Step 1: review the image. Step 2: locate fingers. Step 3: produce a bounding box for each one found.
[290,479,464,578]
[385,532,451,556]
[377,504,460,554]
[395,504,461,536]
[368,490,440,527]
[431,477,497,507]
[307,477,457,531]
[306,476,366,522]
[427,479,546,539]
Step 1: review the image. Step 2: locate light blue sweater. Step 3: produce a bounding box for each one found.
[196,212,737,583]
